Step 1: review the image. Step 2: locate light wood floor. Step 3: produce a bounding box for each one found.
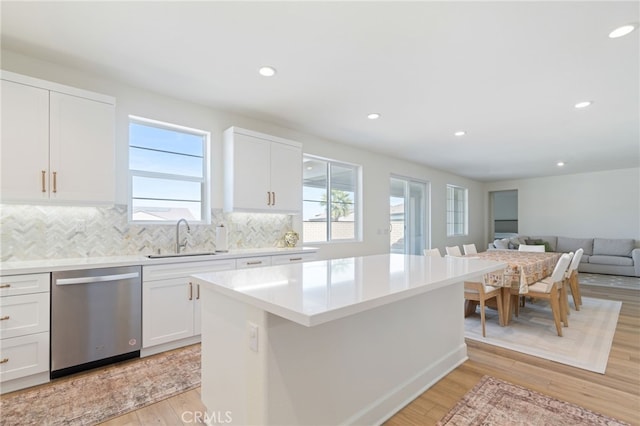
[101,284,640,426]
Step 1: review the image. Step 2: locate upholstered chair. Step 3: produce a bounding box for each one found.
[526,253,572,336]
[445,246,463,257]
[424,248,442,257]
[463,243,478,255]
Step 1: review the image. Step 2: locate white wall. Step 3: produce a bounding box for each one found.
[1,49,486,260]
[486,168,640,241]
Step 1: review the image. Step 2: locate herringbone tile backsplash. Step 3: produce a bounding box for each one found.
[0,205,294,261]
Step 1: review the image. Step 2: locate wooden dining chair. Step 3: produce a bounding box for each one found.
[464,278,504,337]
[565,248,584,310]
[518,244,545,252]
[424,248,442,257]
[463,243,478,255]
[446,246,462,256]
[525,253,572,336]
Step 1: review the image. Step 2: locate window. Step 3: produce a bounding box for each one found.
[129,116,210,223]
[447,184,468,236]
[303,155,360,243]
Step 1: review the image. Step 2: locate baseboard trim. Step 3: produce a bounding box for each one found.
[141,335,201,357]
[345,343,468,426]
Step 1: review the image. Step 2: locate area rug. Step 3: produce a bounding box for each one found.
[437,375,629,425]
[580,273,640,290]
[464,297,621,373]
[0,344,200,426]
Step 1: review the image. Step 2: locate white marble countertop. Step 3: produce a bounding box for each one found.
[192,253,506,327]
[0,247,318,275]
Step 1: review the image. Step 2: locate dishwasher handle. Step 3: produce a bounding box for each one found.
[55,272,140,286]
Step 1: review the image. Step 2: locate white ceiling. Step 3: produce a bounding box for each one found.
[1,1,638,182]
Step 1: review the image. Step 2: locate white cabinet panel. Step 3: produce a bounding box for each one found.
[228,133,271,211]
[224,127,302,213]
[49,92,115,203]
[270,252,318,265]
[236,256,272,269]
[142,278,195,348]
[0,332,49,383]
[0,293,50,340]
[0,273,50,297]
[0,80,49,201]
[270,142,303,212]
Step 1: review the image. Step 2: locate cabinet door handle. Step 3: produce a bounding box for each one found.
[272,191,276,206]
[0,316,9,321]
[52,171,57,193]
[0,358,8,364]
[0,284,10,289]
[266,191,271,206]
[188,282,193,301]
[196,284,200,300]
[41,170,47,193]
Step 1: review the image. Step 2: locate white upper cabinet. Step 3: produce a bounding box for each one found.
[223,127,302,213]
[0,80,49,201]
[1,71,115,204]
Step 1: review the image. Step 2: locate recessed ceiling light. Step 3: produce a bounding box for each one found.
[258,66,276,77]
[557,161,565,167]
[609,24,637,39]
[367,113,380,120]
[454,131,466,137]
[574,101,592,109]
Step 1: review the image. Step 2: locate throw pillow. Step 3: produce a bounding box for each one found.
[509,237,521,249]
[525,238,551,252]
[494,238,510,250]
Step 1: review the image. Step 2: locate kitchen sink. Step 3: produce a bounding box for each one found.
[147,252,218,259]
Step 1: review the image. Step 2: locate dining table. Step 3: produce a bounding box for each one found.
[464,249,562,325]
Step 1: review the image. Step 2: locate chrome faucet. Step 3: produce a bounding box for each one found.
[176,218,191,253]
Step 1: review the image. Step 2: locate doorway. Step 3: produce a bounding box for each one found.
[490,190,518,240]
[389,176,428,255]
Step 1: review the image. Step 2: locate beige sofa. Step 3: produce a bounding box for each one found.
[489,235,640,277]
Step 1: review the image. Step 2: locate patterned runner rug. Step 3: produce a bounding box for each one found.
[464,296,620,373]
[0,344,200,425]
[437,376,629,425]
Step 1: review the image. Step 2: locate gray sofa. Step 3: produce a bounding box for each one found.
[488,235,640,277]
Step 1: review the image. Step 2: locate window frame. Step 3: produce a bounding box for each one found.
[302,154,362,244]
[128,115,211,224]
[446,184,468,237]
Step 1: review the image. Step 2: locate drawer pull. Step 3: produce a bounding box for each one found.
[0,316,9,321]
[0,358,8,364]
[0,284,11,289]
[246,261,263,265]
[290,257,303,261]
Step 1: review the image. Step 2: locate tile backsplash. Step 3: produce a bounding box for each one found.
[0,204,294,262]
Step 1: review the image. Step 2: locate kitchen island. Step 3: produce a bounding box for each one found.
[191,254,505,425]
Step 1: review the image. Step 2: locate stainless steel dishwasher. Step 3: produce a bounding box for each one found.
[51,265,142,378]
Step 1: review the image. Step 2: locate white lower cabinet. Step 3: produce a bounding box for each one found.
[235,256,272,269]
[142,259,235,355]
[0,273,50,394]
[271,252,318,265]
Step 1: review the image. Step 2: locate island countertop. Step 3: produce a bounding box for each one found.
[191,253,506,327]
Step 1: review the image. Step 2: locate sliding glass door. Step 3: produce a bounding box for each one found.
[390,176,428,255]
